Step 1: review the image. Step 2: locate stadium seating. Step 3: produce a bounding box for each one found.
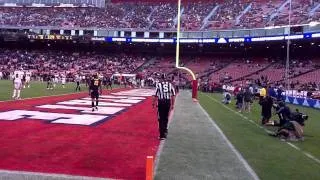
[0,0,319,30]
[0,49,146,78]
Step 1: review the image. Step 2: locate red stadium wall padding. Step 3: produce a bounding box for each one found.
[192,80,198,99]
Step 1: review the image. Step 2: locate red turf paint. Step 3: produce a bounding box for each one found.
[0,89,159,180]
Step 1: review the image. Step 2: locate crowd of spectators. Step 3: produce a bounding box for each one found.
[272,0,311,26]
[0,0,319,30]
[1,48,320,93]
[207,0,248,29]
[238,0,282,29]
[181,2,216,30]
[0,49,147,79]
[149,3,177,30]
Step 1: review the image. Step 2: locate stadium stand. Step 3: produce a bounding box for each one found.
[0,49,147,79]
[0,0,319,30]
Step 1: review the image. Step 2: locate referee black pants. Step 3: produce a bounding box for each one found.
[158,100,171,138]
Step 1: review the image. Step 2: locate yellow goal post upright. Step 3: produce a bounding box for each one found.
[175,0,198,99]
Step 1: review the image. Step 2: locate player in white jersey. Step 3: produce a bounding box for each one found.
[53,74,59,88]
[61,75,66,88]
[25,71,31,88]
[12,74,22,100]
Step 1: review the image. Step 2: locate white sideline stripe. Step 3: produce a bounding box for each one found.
[0,169,114,180]
[0,91,86,103]
[303,152,320,164]
[287,142,301,151]
[197,99,260,180]
[153,105,175,177]
[202,93,320,166]
[0,87,125,103]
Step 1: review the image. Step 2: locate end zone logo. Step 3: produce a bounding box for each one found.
[0,89,155,126]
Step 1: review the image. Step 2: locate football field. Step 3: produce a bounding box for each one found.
[198,92,320,180]
[0,80,88,101]
[0,79,320,179]
[0,80,159,179]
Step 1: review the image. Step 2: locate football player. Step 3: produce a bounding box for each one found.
[61,74,66,88]
[25,71,31,88]
[12,74,22,100]
[46,74,54,90]
[106,76,112,90]
[89,73,102,112]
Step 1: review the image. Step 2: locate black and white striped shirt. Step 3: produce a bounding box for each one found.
[155,81,176,100]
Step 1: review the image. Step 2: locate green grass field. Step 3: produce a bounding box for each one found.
[1,79,319,179]
[199,92,320,180]
[0,80,89,101]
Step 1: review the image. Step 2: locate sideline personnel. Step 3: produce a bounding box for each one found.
[153,74,176,140]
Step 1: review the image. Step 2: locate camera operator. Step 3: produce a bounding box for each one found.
[222,90,232,104]
[275,102,291,127]
[273,108,308,141]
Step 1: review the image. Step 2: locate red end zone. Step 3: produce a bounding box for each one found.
[0,89,159,179]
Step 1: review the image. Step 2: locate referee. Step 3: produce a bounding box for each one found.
[153,74,176,140]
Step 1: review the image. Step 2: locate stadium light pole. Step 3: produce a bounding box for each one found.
[285,0,292,92]
[175,0,198,99]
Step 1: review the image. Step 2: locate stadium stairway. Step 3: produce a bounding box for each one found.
[269,0,290,23]
[200,61,231,79]
[201,5,219,30]
[132,57,157,73]
[279,66,320,83]
[154,91,258,180]
[230,62,276,83]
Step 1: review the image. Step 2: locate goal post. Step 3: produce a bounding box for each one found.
[175,0,198,99]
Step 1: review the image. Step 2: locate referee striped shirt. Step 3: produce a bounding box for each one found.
[155,81,176,100]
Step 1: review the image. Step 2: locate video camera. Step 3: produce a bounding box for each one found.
[290,109,308,126]
[272,101,308,126]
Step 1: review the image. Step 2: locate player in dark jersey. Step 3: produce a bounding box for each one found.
[22,74,26,88]
[46,74,53,90]
[89,73,102,112]
[106,76,112,90]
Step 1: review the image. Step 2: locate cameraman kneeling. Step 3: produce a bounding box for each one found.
[276,102,291,127]
[273,103,308,141]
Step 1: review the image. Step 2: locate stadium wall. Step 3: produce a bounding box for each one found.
[285,96,320,109]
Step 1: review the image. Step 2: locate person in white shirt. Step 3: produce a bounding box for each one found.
[61,75,66,88]
[25,72,31,88]
[12,74,22,100]
[0,71,3,80]
[53,75,59,88]
[222,91,232,104]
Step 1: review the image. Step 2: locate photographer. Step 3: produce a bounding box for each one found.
[275,102,291,127]
[222,90,232,105]
[273,109,308,141]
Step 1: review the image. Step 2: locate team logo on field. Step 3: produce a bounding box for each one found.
[0,89,155,126]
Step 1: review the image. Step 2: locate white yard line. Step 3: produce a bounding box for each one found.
[0,88,127,103]
[0,169,115,180]
[0,92,86,103]
[202,93,320,166]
